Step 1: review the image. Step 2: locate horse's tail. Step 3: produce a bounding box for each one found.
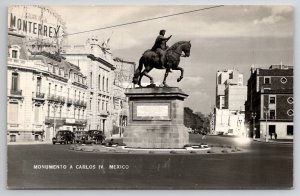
[132,56,144,84]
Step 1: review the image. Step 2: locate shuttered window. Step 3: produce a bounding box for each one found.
[8,102,18,123]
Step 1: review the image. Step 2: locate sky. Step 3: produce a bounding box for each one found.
[50,5,294,114]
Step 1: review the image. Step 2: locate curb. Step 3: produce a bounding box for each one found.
[253,139,293,144]
[7,142,52,145]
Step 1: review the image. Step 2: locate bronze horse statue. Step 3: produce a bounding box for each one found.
[132,41,191,87]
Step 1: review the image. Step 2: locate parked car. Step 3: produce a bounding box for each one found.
[86,130,106,144]
[74,131,89,143]
[52,130,75,144]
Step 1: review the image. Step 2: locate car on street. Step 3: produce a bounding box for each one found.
[52,130,75,144]
[74,131,89,143]
[86,130,106,144]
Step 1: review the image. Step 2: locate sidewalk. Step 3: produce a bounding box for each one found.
[253,138,293,144]
[7,141,52,145]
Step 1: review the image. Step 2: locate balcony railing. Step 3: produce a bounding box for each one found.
[73,100,87,107]
[47,94,66,104]
[35,92,45,99]
[67,98,73,105]
[10,89,22,96]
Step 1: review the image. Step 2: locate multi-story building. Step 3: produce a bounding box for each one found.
[62,37,132,137]
[245,65,293,139]
[7,31,88,143]
[214,69,247,135]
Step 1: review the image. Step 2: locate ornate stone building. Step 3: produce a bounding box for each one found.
[62,37,131,137]
[7,31,88,143]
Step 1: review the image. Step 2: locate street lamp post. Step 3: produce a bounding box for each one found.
[264,106,269,142]
[251,112,256,139]
[53,104,58,137]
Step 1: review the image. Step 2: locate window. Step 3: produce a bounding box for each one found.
[90,72,93,88]
[12,50,18,58]
[106,78,109,92]
[102,76,105,91]
[74,90,77,101]
[8,102,18,123]
[67,88,70,99]
[74,108,76,118]
[10,135,16,142]
[36,77,42,93]
[106,102,108,111]
[287,97,293,104]
[280,77,287,84]
[98,100,100,112]
[11,72,19,91]
[54,85,57,96]
[34,105,40,123]
[47,104,50,117]
[269,96,276,104]
[264,77,271,84]
[89,100,92,110]
[269,110,276,119]
[98,74,101,90]
[287,109,293,116]
[79,91,81,101]
[59,107,62,118]
[287,125,293,135]
[48,83,51,96]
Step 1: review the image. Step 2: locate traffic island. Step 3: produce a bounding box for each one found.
[69,144,243,154]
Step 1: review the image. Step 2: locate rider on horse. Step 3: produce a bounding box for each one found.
[151,30,172,71]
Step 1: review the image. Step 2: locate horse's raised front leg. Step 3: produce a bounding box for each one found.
[162,69,169,87]
[173,66,184,82]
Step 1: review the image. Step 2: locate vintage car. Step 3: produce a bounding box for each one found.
[86,130,106,144]
[74,131,89,143]
[52,130,75,144]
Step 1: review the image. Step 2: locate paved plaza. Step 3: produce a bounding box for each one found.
[7,135,293,189]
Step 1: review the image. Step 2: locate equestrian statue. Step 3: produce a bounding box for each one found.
[132,29,192,87]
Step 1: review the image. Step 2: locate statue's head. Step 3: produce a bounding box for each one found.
[159,29,166,36]
[182,41,191,57]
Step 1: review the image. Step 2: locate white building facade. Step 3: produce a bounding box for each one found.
[7,32,88,143]
[62,37,132,138]
[214,69,247,136]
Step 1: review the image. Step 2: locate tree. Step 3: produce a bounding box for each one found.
[184,107,210,133]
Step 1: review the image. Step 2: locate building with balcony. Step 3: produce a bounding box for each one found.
[62,37,134,138]
[214,69,247,136]
[7,31,88,143]
[245,65,293,139]
[62,37,116,137]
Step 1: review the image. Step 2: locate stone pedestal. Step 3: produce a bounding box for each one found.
[123,87,189,148]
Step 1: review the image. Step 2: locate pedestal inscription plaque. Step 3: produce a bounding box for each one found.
[123,87,189,148]
[134,102,171,120]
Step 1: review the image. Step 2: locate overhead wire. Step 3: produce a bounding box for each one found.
[11,5,224,45]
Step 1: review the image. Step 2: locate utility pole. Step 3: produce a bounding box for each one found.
[264,106,269,142]
[251,112,256,139]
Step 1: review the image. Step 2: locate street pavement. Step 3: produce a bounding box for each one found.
[7,135,293,189]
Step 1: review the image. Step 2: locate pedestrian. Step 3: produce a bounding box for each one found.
[275,132,277,140]
[270,133,273,140]
[202,132,206,140]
